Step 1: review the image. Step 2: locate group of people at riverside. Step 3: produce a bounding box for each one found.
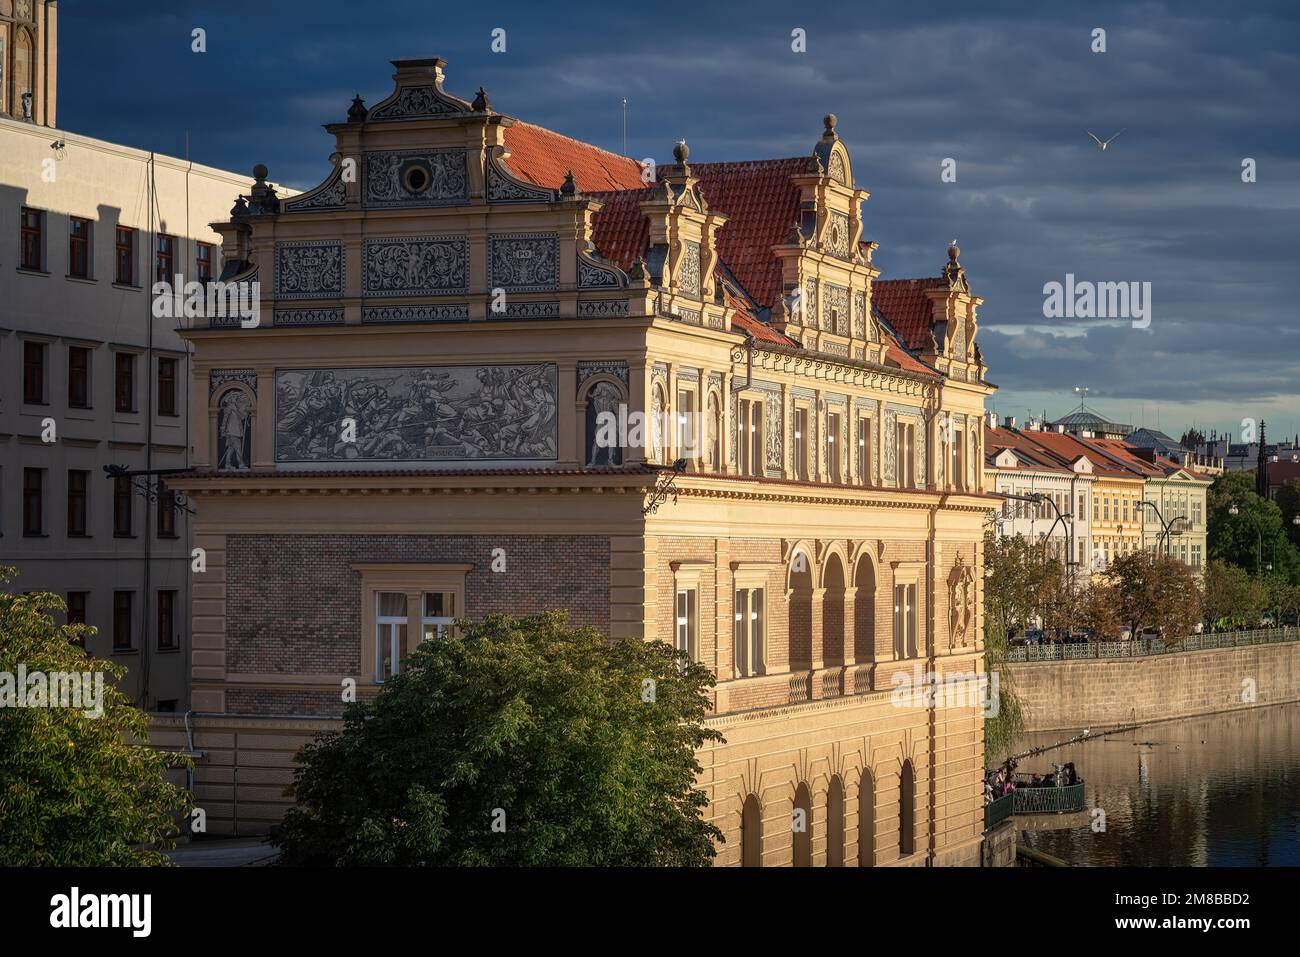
[984,761,1078,804]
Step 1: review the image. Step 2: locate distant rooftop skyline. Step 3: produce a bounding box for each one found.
[51,1,1300,440]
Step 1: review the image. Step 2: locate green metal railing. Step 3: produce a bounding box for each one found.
[984,793,1014,829]
[1006,626,1300,662]
[1012,782,1086,814]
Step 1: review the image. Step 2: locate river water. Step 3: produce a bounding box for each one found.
[1007,702,1300,866]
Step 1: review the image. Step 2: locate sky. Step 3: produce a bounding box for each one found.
[56,1,1300,444]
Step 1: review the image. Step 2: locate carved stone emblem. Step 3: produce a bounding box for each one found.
[363,236,467,297]
[489,235,559,292]
[678,240,701,298]
[275,241,344,299]
[364,150,467,208]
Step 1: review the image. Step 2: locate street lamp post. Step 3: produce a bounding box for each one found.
[998,490,1076,640]
[1135,500,1180,555]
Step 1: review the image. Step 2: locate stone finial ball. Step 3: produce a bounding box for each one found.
[824,113,837,134]
[948,243,960,261]
[673,139,689,164]
[253,163,269,181]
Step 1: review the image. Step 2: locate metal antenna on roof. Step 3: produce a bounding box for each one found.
[622,98,628,157]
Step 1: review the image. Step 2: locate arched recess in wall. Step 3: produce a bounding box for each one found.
[705,389,722,471]
[853,550,877,665]
[859,767,875,867]
[792,782,813,867]
[741,794,763,867]
[822,551,846,668]
[579,376,626,467]
[650,382,667,464]
[13,27,33,118]
[788,547,814,671]
[212,385,255,471]
[826,775,845,867]
[899,759,916,859]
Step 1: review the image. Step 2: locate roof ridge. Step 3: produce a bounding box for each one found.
[506,118,639,166]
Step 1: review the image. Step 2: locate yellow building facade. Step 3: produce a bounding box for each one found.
[168,57,995,866]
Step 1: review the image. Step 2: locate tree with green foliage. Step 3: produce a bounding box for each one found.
[272,610,724,866]
[981,533,1039,763]
[1208,472,1300,583]
[1108,550,1202,643]
[1275,479,1300,551]
[0,569,191,866]
[1202,559,1265,628]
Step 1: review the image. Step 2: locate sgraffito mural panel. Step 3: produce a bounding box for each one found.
[275,364,558,464]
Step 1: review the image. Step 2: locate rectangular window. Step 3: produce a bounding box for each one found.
[375,592,408,682]
[157,356,177,416]
[67,592,88,646]
[115,226,135,285]
[20,206,43,270]
[23,468,45,536]
[157,590,178,651]
[196,242,214,282]
[68,216,91,278]
[827,411,841,482]
[23,340,47,404]
[113,591,134,651]
[1192,501,1202,526]
[1192,544,1202,568]
[156,481,176,539]
[115,352,135,412]
[739,398,763,477]
[895,421,916,489]
[113,475,133,537]
[794,408,808,480]
[734,587,765,678]
[1093,499,1099,522]
[675,387,695,463]
[67,469,89,537]
[68,346,91,408]
[893,583,917,658]
[155,233,176,283]
[1103,498,1110,521]
[1078,494,1086,520]
[857,417,872,485]
[422,591,456,642]
[675,588,697,662]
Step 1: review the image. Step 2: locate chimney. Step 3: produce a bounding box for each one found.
[986,411,998,428]
[1003,416,1017,430]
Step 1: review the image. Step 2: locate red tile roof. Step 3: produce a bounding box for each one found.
[871,278,945,351]
[670,159,806,308]
[726,289,795,345]
[587,187,653,269]
[501,121,646,192]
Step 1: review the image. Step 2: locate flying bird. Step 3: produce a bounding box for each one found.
[1085,129,1125,152]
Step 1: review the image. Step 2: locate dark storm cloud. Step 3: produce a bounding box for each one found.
[56,0,1300,435]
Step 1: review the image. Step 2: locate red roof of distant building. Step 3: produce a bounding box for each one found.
[872,278,945,351]
[501,121,645,192]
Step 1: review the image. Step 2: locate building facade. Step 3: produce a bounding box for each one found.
[166,57,996,865]
[0,15,257,708]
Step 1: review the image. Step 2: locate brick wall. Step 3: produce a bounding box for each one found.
[223,533,610,713]
[1005,641,1300,731]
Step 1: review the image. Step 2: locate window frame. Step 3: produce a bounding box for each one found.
[155,232,176,284]
[68,215,92,279]
[22,467,45,536]
[66,469,89,537]
[826,408,842,483]
[733,566,769,679]
[157,355,178,417]
[20,205,44,271]
[114,351,137,413]
[113,590,135,652]
[115,226,136,285]
[352,563,472,685]
[22,339,47,405]
[157,589,178,651]
[113,475,134,537]
[196,241,214,282]
[67,345,92,409]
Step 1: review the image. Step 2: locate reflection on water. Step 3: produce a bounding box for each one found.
[1008,702,1300,866]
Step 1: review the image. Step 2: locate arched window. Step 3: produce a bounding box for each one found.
[741,794,762,867]
[899,760,915,858]
[789,550,813,670]
[826,775,845,867]
[792,782,812,867]
[582,380,624,466]
[859,768,875,867]
[822,553,846,669]
[854,556,876,665]
[13,28,34,118]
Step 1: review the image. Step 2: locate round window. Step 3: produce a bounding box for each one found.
[403,165,430,194]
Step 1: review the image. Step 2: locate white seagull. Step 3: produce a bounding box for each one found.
[1085,129,1125,152]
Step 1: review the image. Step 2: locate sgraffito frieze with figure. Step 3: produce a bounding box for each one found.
[275,364,558,464]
